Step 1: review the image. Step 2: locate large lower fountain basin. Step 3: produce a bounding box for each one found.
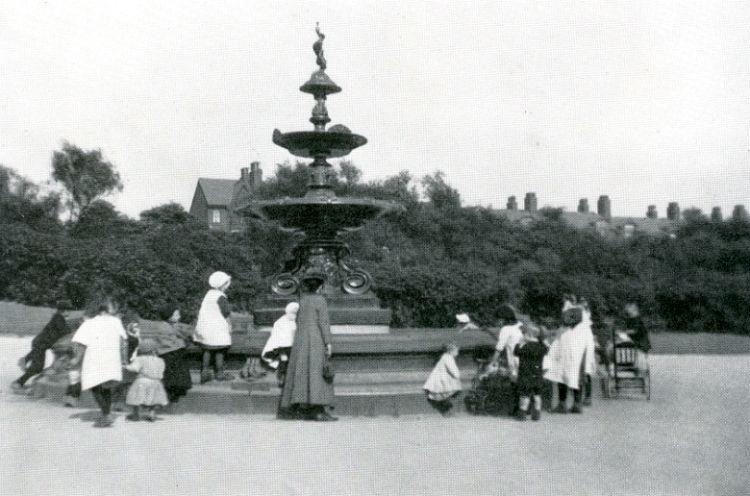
[239,196,395,232]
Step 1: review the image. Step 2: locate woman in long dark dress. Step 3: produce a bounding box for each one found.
[278,275,337,421]
[155,308,193,404]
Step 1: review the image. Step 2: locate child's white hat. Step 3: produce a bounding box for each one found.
[455,313,471,324]
[209,271,231,289]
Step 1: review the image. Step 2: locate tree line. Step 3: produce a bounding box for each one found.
[2,143,749,334]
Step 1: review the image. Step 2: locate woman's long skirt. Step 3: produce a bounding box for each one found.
[160,348,192,402]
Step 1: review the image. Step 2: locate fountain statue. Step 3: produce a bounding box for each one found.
[236,25,398,334]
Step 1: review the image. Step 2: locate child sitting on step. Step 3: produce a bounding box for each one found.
[423,342,462,417]
[125,339,169,422]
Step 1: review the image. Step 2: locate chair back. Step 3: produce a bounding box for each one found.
[614,341,638,367]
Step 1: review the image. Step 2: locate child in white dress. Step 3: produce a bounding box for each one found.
[125,339,169,422]
[424,343,462,417]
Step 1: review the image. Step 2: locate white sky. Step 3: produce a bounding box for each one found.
[1,0,749,218]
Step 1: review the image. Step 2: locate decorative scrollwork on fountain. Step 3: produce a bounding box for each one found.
[270,241,372,296]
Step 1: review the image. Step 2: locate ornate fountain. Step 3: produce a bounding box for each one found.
[237,25,397,334]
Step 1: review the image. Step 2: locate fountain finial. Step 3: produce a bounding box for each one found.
[313,22,327,71]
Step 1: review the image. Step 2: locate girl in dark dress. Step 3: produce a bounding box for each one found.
[155,308,193,404]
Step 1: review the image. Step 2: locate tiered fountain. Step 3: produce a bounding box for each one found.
[237,25,397,334]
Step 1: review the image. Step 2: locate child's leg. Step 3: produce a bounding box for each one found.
[200,350,212,382]
[214,351,225,374]
[531,394,542,420]
[127,405,141,421]
[554,383,568,412]
[583,374,593,405]
[91,385,113,416]
[517,395,530,420]
[143,406,156,421]
[571,388,583,413]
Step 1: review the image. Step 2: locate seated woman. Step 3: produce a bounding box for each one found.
[619,302,651,375]
[155,308,194,404]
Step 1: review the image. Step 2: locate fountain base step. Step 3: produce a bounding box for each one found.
[256,324,390,335]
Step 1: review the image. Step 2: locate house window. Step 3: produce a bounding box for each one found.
[212,209,221,223]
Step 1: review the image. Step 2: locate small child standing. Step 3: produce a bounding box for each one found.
[514,324,549,421]
[423,343,462,417]
[125,339,169,422]
[193,271,233,383]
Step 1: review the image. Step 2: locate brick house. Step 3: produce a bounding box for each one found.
[189,162,262,232]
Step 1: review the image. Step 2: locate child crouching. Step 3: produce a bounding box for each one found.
[424,343,462,417]
[125,339,169,422]
[514,324,549,421]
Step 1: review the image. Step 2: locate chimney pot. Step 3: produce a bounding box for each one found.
[524,192,537,212]
[240,167,249,180]
[578,198,589,213]
[710,206,723,222]
[646,205,658,219]
[507,195,517,211]
[667,202,680,221]
[597,195,611,220]
[732,204,748,221]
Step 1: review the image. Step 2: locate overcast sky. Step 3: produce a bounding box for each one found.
[2,0,749,218]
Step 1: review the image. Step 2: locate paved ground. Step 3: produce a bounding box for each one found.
[1,336,748,496]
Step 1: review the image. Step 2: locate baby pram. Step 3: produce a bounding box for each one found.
[464,355,517,416]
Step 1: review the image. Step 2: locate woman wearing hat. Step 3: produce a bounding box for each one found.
[193,271,233,383]
[278,273,336,421]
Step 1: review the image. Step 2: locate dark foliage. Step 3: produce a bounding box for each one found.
[1,161,749,333]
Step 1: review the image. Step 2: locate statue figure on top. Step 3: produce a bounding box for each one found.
[313,22,327,71]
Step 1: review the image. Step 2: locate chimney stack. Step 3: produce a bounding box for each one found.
[597,195,611,220]
[578,198,589,213]
[732,204,748,221]
[506,195,517,211]
[524,192,537,212]
[667,202,680,221]
[646,205,657,219]
[250,161,263,191]
[710,206,723,222]
[240,167,250,181]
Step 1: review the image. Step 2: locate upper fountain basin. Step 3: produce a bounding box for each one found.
[273,129,367,159]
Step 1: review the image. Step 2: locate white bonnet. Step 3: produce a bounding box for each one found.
[285,302,300,315]
[208,271,231,289]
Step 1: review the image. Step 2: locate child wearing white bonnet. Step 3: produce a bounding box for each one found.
[261,302,300,386]
[193,271,233,383]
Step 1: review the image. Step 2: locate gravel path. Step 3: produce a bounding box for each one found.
[1,336,748,496]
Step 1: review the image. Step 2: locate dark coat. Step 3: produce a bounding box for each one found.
[280,293,334,408]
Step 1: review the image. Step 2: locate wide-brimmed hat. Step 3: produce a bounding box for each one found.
[208,271,231,289]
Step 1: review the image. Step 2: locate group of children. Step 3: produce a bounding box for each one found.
[424,297,645,420]
[13,271,235,428]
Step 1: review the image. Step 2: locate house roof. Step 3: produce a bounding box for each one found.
[197,178,236,207]
[610,216,678,235]
[560,211,602,229]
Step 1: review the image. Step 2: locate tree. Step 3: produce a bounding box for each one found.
[51,142,123,219]
[0,165,62,231]
[140,202,196,225]
[421,171,461,210]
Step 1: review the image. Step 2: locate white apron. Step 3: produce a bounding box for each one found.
[193,289,232,347]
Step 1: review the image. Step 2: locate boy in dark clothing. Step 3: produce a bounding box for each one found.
[12,301,71,391]
[514,324,549,421]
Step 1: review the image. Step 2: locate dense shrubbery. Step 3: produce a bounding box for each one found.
[1,161,749,333]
